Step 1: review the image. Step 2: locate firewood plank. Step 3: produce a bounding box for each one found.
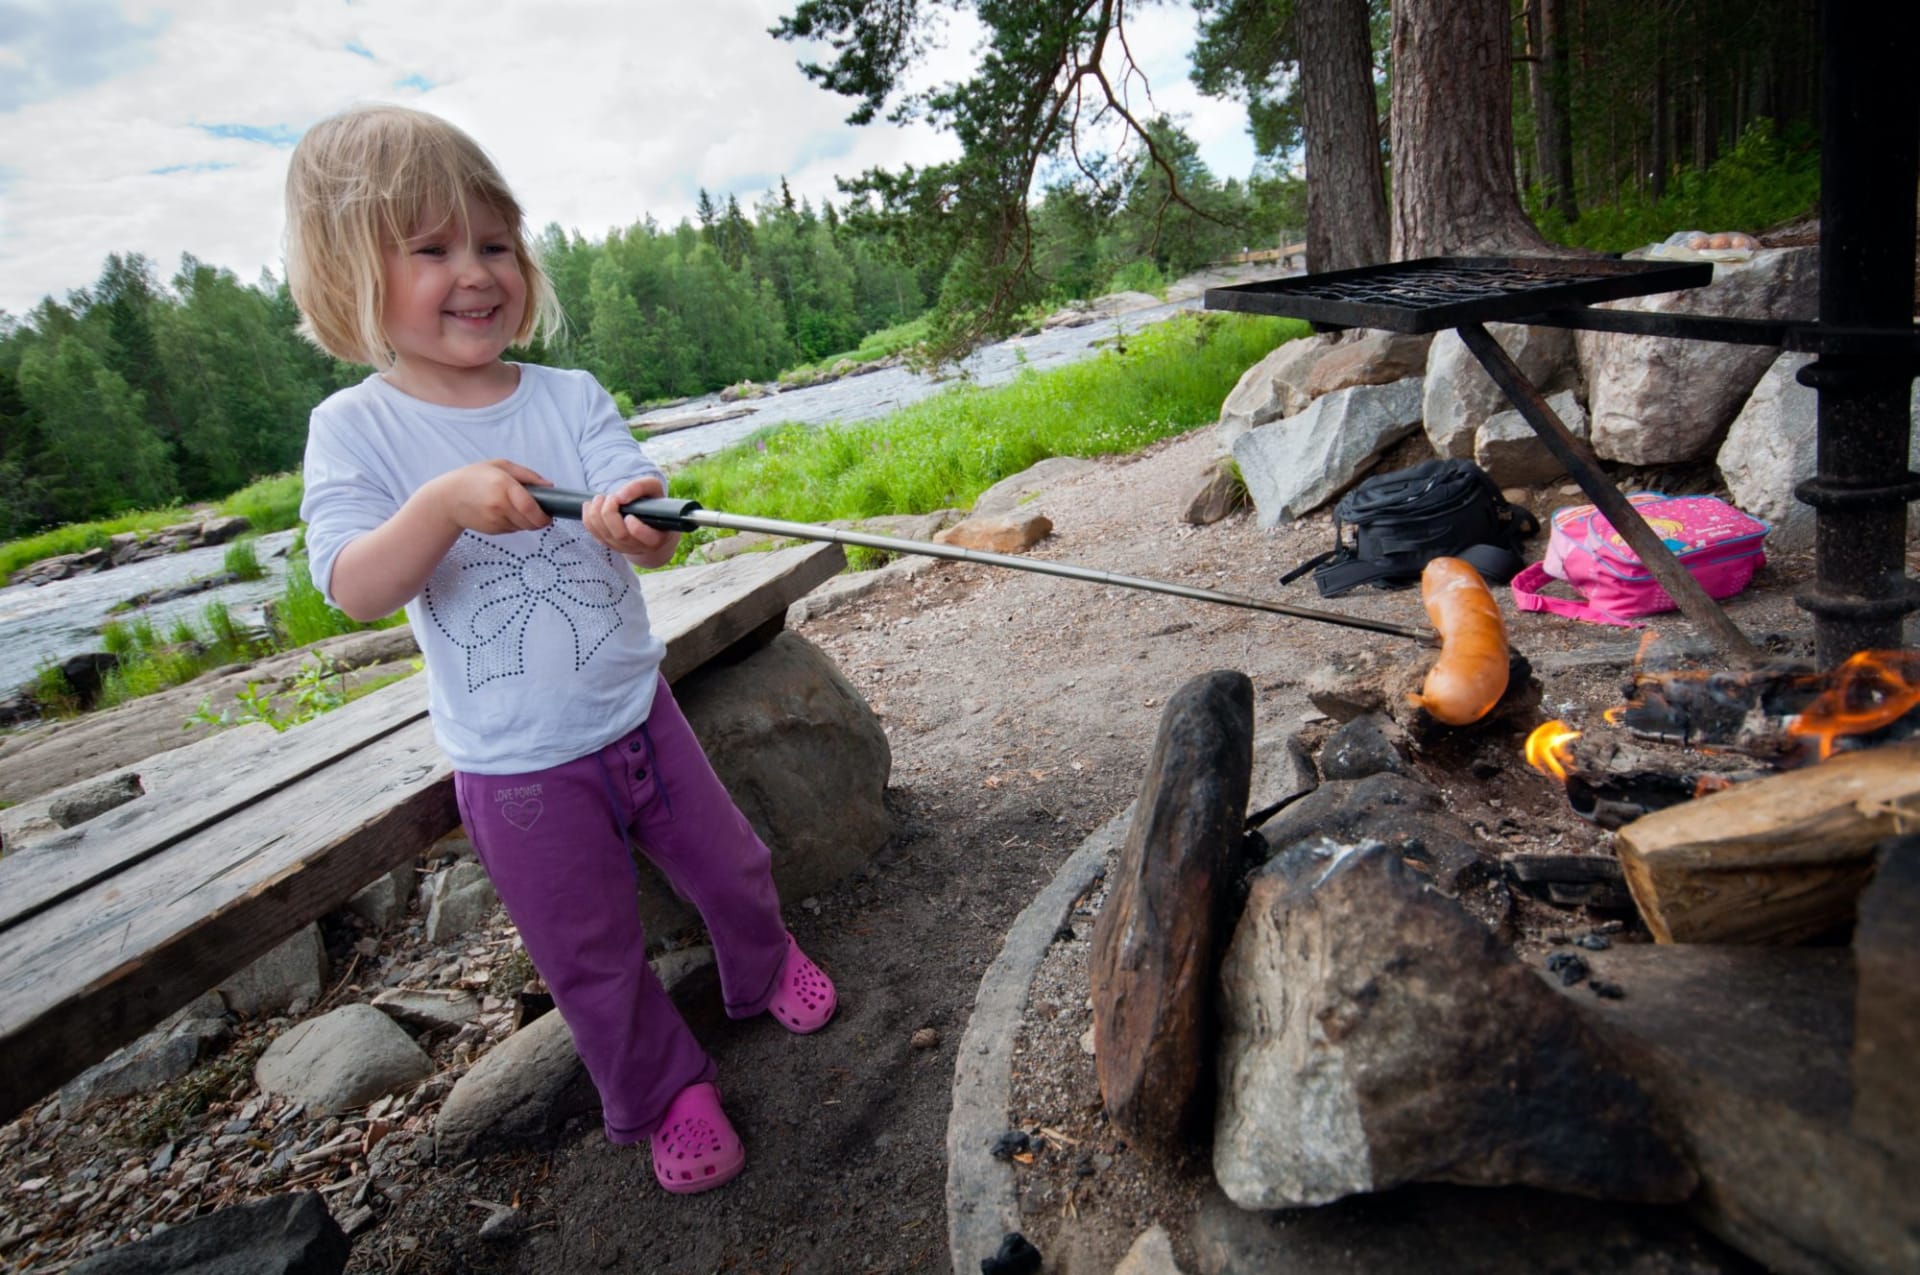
[1616,741,1920,944]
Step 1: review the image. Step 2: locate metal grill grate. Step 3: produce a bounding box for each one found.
[1205,255,1713,333]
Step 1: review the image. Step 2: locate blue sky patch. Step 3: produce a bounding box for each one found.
[394,73,434,92]
[194,122,302,147]
[0,0,168,113]
[345,40,373,59]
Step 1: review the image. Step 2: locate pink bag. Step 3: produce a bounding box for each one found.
[1510,492,1769,627]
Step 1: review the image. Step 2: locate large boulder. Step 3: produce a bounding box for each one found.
[1216,334,1338,451]
[1423,323,1578,460]
[1213,840,1693,1210]
[1576,247,1818,465]
[660,631,891,942]
[1090,671,1256,1150]
[1717,351,1920,552]
[71,1192,347,1275]
[1231,377,1425,525]
[1302,331,1435,400]
[1474,390,1588,487]
[254,1003,433,1115]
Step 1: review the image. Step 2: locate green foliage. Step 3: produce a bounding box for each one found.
[1530,119,1820,254]
[186,654,348,734]
[272,550,401,648]
[671,311,1305,540]
[26,663,81,718]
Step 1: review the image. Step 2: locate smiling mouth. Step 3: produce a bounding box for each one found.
[447,307,497,320]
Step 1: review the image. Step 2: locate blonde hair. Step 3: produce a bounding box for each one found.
[284,103,561,367]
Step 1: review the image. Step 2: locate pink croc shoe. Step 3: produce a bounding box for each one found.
[768,932,836,1034]
[649,1082,744,1194]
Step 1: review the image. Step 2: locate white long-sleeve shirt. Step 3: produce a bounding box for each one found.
[300,364,667,773]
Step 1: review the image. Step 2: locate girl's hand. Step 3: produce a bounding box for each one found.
[583,476,680,566]
[423,460,552,535]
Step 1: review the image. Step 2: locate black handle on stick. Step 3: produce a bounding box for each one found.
[524,485,1437,644]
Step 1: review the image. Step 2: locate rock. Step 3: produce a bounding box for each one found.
[1474,390,1588,487]
[969,457,1099,519]
[911,1027,941,1050]
[254,1003,433,1114]
[1113,1224,1185,1275]
[218,923,328,1018]
[934,513,1053,553]
[57,652,121,709]
[1423,323,1579,460]
[1215,333,1336,450]
[663,633,890,944]
[1253,772,1486,897]
[1091,671,1255,1149]
[1302,331,1434,400]
[1232,377,1425,525]
[1213,841,1693,1210]
[59,993,229,1118]
[1190,1182,1754,1275]
[424,860,497,944]
[1248,731,1317,820]
[69,1191,347,1274]
[1316,713,1408,781]
[1576,247,1818,464]
[371,988,481,1033]
[435,947,718,1160]
[1181,458,1245,526]
[48,772,144,828]
[345,863,416,932]
[1854,835,1920,1163]
[1556,942,1914,1275]
[1718,351,1920,552]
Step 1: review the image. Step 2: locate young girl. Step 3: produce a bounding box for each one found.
[285,103,835,1195]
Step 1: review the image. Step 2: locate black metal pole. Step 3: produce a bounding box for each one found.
[524,488,1439,645]
[1795,1,1920,664]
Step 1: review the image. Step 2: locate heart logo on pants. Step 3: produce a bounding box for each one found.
[501,799,543,831]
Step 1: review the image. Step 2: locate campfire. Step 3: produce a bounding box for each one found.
[1522,647,1920,945]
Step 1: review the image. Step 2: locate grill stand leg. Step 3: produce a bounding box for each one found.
[1455,321,1761,667]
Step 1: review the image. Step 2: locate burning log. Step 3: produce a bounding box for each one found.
[1614,740,1920,945]
[1617,649,1920,761]
[1524,722,1765,830]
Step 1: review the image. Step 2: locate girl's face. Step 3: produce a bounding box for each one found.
[379,191,528,405]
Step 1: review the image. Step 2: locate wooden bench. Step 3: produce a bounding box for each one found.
[0,542,843,1123]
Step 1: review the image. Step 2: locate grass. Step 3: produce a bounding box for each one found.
[670,311,1306,538]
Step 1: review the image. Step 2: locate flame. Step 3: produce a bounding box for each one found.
[1788,650,1920,761]
[1525,719,1582,782]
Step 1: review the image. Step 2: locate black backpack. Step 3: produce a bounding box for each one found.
[1282,458,1539,597]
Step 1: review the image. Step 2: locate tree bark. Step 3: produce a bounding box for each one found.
[1297,0,1390,271]
[1525,0,1578,220]
[1389,0,1550,258]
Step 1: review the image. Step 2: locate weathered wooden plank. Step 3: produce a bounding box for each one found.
[0,719,454,1122]
[0,541,845,1122]
[0,685,430,934]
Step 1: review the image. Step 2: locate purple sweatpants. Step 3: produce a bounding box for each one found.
[454,676,787,1143]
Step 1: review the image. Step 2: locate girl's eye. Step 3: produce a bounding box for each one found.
[481,242,512,256]
[413,244,447,257]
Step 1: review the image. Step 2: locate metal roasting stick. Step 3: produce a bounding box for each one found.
[525,486,1439,645]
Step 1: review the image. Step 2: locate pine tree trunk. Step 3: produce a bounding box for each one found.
[1527,0,1578,220]
[1298,0,1390,271]
[1389,0,1549,257]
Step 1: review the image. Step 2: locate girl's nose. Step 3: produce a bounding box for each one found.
[452,246,494,287]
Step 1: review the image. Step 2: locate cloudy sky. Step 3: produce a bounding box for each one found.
[0,0,1258,318]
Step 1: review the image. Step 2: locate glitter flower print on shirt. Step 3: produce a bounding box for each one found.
[425,523,630,691]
